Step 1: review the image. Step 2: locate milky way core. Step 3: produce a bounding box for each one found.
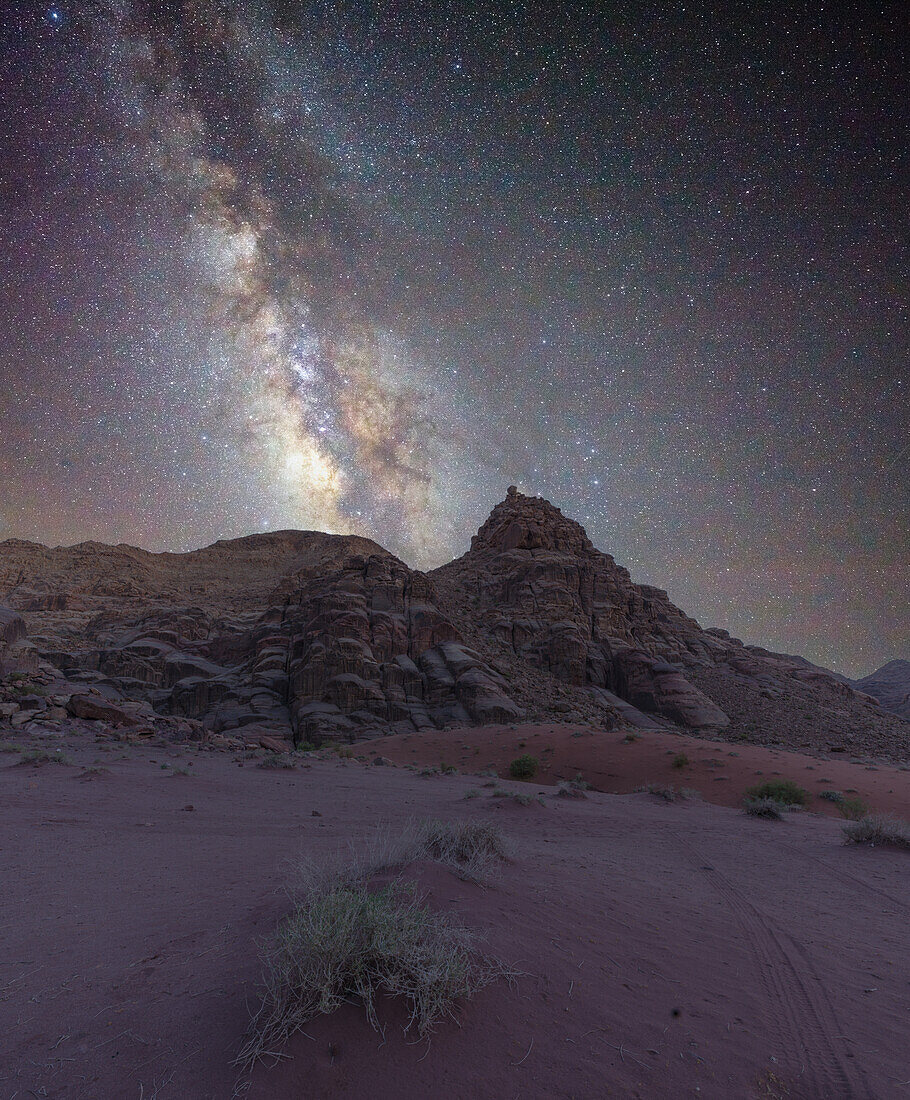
[0,2,907,676]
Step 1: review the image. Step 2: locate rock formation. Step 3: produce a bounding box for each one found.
[0,530,520,746]
[1,490,907,758]
[430,488,909,758]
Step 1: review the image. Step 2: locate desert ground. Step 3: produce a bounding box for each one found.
[2,727,908,1100]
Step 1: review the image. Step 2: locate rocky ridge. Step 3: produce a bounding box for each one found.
[429,488,910,759]
[0,530,522,748]
[1,490,907,758]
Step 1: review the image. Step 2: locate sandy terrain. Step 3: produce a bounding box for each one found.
[1,733,908,1099]
[378,723,910,818]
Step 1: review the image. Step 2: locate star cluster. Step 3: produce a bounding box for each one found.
[0,1,906,677]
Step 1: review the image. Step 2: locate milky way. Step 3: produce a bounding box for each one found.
[0,1,907,676]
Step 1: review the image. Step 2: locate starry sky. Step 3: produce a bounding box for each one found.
[0,1,907,677]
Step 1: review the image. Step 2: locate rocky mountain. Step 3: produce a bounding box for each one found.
[850,660,910,720]
[0,531,521,747]
[1,489,907,758]
[428,488,909,758]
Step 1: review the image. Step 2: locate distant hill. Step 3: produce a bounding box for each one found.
[850,660,910,720]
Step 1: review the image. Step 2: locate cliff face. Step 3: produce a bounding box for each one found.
[0,531,520,745]
[1,491,907,757]
[430,489,909,757]
[430,488,729,732]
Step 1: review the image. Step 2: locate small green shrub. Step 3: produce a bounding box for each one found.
[0,742,24,754]
[463,788,480,800]
[508,755,538,780]
[837,797,868,821]
[672,753,689,769]
[819,790,844,803]
[744,780,809,807]
[621,732,639,743]
[296,741,317,753]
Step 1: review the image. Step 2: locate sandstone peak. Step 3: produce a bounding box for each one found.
[470,488,594,555]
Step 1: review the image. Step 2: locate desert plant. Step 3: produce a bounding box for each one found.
[744,780,809,807]
[555,773,591,799]
[257,754,296,770]
[842,814,910,849]
[508,754,538,780]
[463,788,481,800]
[636,783,681,802]
[0,741,24,754]
[743,797,789,819]
[413,820,508,881]
[20,748,70,765]
[819,790,845,804]
[491,787,541,807]
[621,732,639,743]
[671,753,689,769]
[236,876,511,1071]
[236,831,514,1070]
[296,741,317,753]
[837,796,868,820]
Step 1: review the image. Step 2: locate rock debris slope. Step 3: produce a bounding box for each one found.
[1,490,907,757]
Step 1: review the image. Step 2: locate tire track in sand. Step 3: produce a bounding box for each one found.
[673,835,876,1099]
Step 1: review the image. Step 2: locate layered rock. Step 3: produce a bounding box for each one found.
[2,493,907,758]
[0,607,39,676]
[430,488,910,757]
[0,531,520,744]
[431,488,728,731]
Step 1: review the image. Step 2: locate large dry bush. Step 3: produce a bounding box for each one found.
[236,820,513,1072]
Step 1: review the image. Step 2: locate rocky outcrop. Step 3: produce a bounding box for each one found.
[430,488,728,732]
[0,606,39,676]
[0,532,521,745]
[430,488,910,757]
[2,494,907,758]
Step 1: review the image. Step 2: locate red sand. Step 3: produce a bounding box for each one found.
[376,723,910,818]
[2,737,909,1099]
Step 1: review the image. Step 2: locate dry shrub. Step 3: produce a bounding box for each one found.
[843,814,910,849]
[744,797,788,819]
[236,824,514,1071]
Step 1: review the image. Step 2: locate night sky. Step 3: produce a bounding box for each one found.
[0,1,906,677]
